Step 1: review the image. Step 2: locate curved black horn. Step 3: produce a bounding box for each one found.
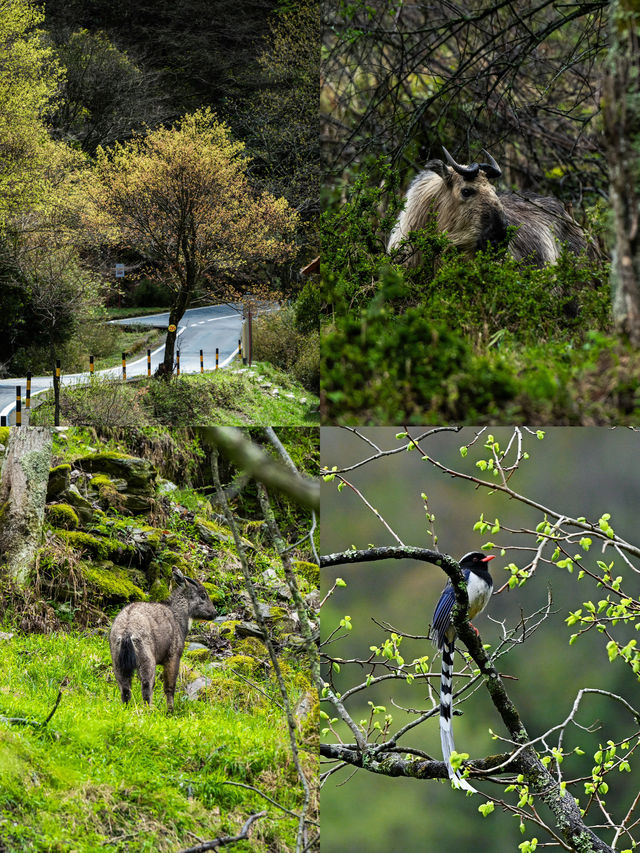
[442,146,479,179]
[478,149,502,179]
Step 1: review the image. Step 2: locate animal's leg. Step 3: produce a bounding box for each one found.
[137,652,156,706]
[162,656,180,712]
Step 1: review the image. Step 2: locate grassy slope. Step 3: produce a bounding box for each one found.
[0,632,304,852]
[28,363,319,427]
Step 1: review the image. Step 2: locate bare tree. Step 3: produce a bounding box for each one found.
[603,0,640,344]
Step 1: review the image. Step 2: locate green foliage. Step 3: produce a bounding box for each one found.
[30,368,318,427]
[0,0,66,228]
[252,306,320,392]
[322,272,518,423]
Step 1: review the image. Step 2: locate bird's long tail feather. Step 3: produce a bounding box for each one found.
[439,639,477,793]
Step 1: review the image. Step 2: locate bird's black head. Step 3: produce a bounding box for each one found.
[459,551,495,574]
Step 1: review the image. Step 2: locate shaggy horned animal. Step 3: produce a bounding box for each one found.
[388,147,591,268]
[109,568,216,711]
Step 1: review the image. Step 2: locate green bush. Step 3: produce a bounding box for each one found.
[252,307,319,391]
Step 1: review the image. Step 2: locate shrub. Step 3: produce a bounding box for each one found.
[30,377,151,426]
[252,307,319,391]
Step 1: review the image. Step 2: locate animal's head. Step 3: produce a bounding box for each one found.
[171,568,217,622]
[400,148,509,257]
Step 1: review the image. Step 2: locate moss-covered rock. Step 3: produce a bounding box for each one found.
[194,517,232,545]
[54,530,132,562]
[194,517,255,551]
[77,453,157,494]
[184,647,211,662]
[293,559,319,588]
[45,503,79,530]
[0,426,10,447]
[57,484,98,524]
[234,637,268,657]
[47,464,71,500]
[148,578,170,601]
[81,562,145,602]
[87,474,127,509]
[225,654,264,676]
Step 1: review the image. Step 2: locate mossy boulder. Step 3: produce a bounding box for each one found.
[45,503,79,530]
[47,464,71,500]
[0,426,10,447]
[226,654,264,676]
[81,562,145,602]
[57,484,98,524]
[54,530,132,562]
[194,517,232,546]
[234,637,268,657]
[293,559,319,588]
[148,578,170,601]
[76,452,157,494]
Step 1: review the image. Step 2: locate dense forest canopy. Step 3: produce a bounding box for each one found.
[323,0,609,206]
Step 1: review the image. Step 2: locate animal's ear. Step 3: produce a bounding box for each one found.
[424,159,452,184]
[184,575,198,587]
[172,568,186,584]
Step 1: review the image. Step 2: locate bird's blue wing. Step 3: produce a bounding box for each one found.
[432,569,471,649]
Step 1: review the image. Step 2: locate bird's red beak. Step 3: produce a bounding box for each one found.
[482,555,495,562]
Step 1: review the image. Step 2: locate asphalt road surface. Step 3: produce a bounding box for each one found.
[0,304,243,424]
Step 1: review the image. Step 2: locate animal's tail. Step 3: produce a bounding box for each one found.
[439,639,477,793]
[117,633,137,679]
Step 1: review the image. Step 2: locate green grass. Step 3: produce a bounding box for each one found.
[92,326,166,371]
[0,630,308,852]
[29,364,319,427]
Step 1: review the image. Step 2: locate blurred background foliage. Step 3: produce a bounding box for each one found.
[320,426,640,852]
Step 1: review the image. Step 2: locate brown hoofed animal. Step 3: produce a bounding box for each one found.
[388,147,592,268]
[109,568,216,711]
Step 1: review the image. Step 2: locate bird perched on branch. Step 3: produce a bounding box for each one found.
[431,551,495,792]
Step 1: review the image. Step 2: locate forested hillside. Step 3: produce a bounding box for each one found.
[0,0,319,414]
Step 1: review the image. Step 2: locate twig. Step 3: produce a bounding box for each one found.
[177,811,267,852]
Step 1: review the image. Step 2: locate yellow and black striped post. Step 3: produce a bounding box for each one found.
[56,359,61,381]
[26,372,31,410]
[238,338,242,361]
[0,416,6,427]
[176,350,180,376]
[147,349,151,377]
[216,347,219,370]
[89,355,94,375]
[122,353,126,381]
[200,349,204,373]
[15,386,21,426]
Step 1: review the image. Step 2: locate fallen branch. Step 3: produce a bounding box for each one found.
[0,676,68,728]
[177,812,267,852]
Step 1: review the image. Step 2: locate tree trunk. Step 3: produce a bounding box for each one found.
[0,427,53,585]
[603,0,640,344]
[160,284,192,379]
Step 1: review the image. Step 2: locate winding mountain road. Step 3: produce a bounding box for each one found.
[0,304,243,424]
